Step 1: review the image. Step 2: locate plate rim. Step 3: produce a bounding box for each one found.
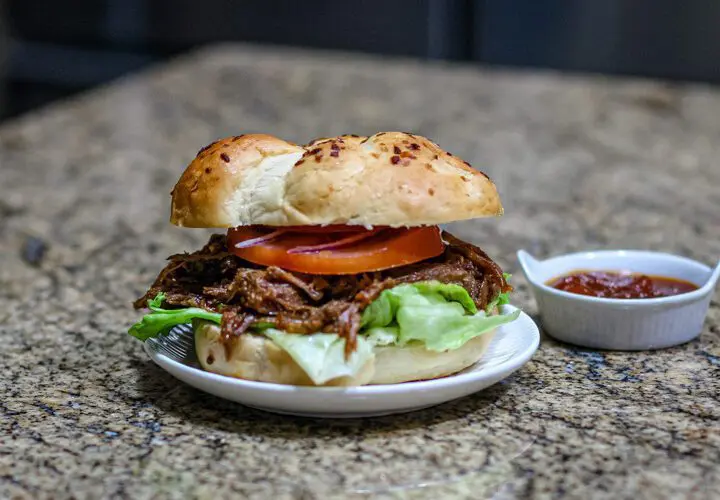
[143,304,539,395]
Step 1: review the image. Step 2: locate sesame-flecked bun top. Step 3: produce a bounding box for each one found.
[170,132,503,228]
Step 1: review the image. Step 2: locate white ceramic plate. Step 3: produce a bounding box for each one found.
[144,305,539,418]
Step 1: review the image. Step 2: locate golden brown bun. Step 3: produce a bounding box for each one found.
[170,134,305,228]
[194,322,496,387]
[171,132,502,228]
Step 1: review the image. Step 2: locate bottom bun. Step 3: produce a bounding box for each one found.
[369,332,495,384]
[194,322,496,386]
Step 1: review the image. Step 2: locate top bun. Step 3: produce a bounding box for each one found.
[170,132,502,228]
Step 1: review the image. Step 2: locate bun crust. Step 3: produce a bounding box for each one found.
[171,132,502,228]
[170,135,304,228]
[194,322,496,386]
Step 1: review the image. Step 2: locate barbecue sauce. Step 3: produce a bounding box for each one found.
[547,271,698,299]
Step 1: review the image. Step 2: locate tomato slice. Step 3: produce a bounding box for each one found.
[273,225,372,233]
[227,225,444,275]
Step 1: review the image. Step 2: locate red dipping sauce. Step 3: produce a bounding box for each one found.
[547,270,698,299]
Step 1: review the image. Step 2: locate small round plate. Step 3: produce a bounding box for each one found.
[144,305,539,418]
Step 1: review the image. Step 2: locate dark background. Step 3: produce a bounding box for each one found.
[2,0,719,121]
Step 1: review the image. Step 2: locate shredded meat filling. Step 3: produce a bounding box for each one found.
[134,232,510,355]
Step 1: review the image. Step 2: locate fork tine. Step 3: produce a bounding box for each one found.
[146,323,197,363]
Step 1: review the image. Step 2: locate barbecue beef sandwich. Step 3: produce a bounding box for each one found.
[130,132,519,386]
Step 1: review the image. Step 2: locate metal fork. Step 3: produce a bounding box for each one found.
[145,324,197,364]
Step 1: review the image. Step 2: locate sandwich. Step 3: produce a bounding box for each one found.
[129,132,519,386]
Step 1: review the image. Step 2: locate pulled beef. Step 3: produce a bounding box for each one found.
[134,232,509,355]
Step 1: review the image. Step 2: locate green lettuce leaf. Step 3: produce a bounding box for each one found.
[364,326,399,347]
[485,273,512,313]
[362,281,477,330]
[128,293,222,341]
[361,281,519,352]
[263,329,374,385]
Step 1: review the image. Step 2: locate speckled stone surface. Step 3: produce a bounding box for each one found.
[1,44,719,499]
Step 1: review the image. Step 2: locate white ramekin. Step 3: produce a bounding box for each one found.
[517,249,720,350]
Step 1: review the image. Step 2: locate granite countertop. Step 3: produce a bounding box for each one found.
[1,44,719,499]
